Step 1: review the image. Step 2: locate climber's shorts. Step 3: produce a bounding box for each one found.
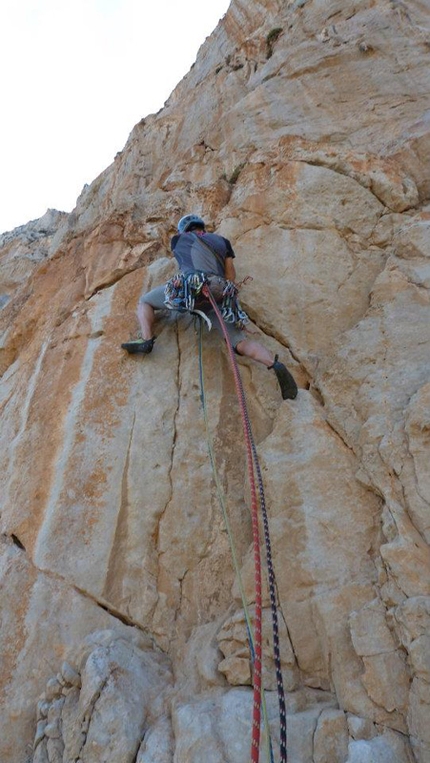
[139,285,166,310]
[139,285,246,349]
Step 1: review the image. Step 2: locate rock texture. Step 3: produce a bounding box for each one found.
[32,631,172,763]
[1,1,430,761]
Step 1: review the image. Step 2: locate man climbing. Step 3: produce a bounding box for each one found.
[121,214,298,400]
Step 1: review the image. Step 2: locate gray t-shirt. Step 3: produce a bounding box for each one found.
[170,232,235,276]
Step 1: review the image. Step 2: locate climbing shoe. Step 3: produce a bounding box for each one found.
[121,337,155,355]
[269,355,298,400]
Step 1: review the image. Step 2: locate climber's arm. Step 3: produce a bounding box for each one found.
[224,256,236,282]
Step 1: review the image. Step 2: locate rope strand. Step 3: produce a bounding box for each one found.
[244,406,288,762]
[197,319,274,763]
[202,285,263,763]
[202,284,288,763]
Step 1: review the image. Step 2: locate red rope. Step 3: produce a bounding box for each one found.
[203,284,263,761]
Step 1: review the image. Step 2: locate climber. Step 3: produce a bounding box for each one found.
[121,214,298,400]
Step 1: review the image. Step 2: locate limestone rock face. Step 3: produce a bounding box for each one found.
[0,209,68,313]
[32,631,172,763]
[1,1,430,761]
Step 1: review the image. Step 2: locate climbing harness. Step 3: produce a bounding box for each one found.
[164,271,249,327]
[199,281,288,763]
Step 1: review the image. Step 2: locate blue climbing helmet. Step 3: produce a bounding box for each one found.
[177,214,205,233]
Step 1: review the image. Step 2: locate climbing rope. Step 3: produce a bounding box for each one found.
[243,404,288,763]
[197,319,274,763]
[201,283,288,763]
[197,319,254,646]
[202,285,263,761]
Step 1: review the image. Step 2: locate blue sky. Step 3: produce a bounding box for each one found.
[0,0,231,233]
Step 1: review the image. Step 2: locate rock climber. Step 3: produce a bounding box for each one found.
[121,214,298,400]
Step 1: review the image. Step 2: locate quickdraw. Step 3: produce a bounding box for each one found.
[200,283,288,763]
[164,272,205,312]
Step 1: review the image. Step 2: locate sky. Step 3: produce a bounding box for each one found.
[0,0,231,234]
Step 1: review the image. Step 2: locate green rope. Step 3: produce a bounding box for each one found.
[197,319,274,763]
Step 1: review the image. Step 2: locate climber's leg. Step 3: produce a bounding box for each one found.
[121,286,165,354]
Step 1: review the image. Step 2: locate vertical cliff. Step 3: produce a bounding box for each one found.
[1,1,430,761]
